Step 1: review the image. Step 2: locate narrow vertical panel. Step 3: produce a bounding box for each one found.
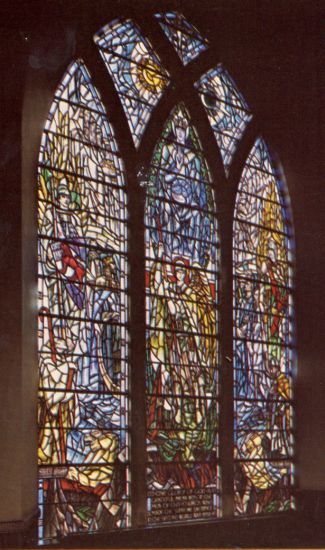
[195,66,252,174]
[94,19,170,148]
[37,61,130,543]
[233,138,295,515]
[155,12,208,65]
[144,104,220,524]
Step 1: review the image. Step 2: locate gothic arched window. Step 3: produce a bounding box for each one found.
[37,10,295,544]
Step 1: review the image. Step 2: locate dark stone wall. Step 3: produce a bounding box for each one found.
[0,0,323,544]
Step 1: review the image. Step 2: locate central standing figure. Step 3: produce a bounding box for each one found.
[149,111,212,265]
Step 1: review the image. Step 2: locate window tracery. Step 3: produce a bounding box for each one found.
[155,11,208,65]
[195,66,252,173]
[94,19,170,147]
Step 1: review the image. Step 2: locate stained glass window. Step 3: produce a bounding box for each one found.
[94,19,170,148]
[35,12,297,542]
[233,138,295,515]
[155,11,208,65]
[195,66,252,174]
[37,60,130,543]
[144,103,220,524]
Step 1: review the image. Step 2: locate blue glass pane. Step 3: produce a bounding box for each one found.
[94,19,170,147]
[55,62,105,113]
[195,66,252,174]
[155,11,208,65]
[246,136,274,174]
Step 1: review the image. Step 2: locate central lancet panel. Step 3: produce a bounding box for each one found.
[144,103,220,523]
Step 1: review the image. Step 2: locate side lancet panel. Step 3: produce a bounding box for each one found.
[233,138,295,515]
[37,60,130,543]
[144,103,221,524]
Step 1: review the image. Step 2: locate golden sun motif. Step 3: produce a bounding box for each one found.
[137,59,167,93]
